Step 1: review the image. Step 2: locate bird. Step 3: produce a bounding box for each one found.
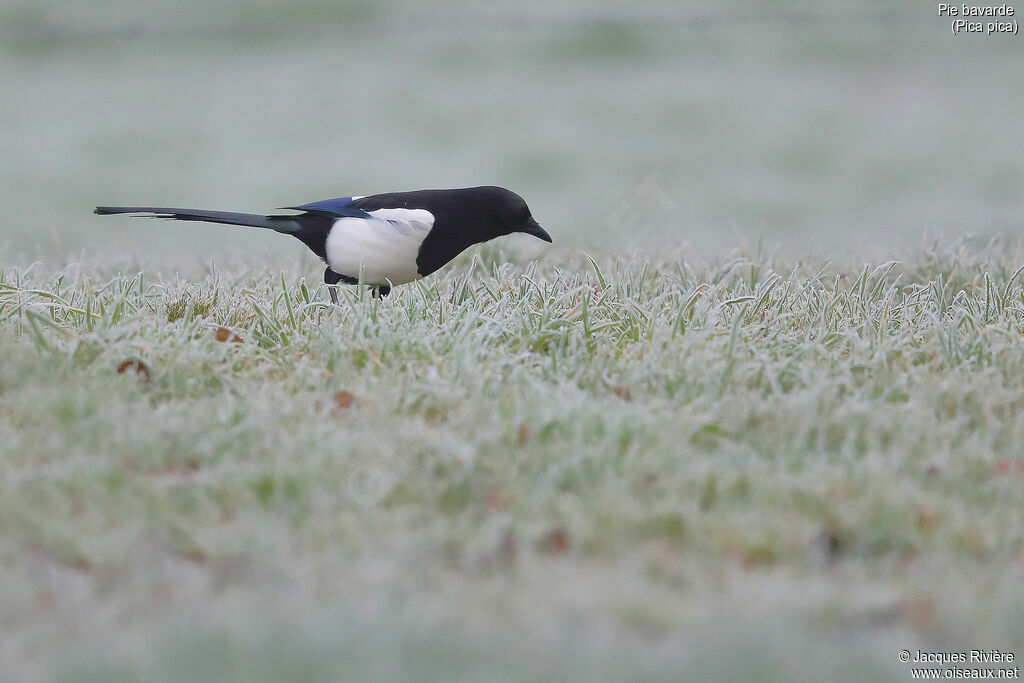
[95,186,552,302]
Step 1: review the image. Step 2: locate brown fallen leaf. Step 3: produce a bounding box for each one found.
[536,527,570,555]
[992,460,1024,477]
[485,489,507,511]
[116,359,151,383]
[334,391,357,409]
[516,423,529,445]
[614,386,632,401]
[900,596,938,624]
[739,544,775,570]
[179,548,208,565]
[916,507,939,533]
[66,557,93,573]
[213,327,243,343]
[869,596,938,626]
[155,459,200,477]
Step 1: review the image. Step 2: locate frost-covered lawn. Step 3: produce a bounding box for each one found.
[2,241,1023,681]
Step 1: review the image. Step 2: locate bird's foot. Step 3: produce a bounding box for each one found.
[324,267,343,305]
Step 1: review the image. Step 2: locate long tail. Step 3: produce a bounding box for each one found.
[94,206,302,234]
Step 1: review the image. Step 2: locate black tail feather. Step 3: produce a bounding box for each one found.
[94,206,302,234]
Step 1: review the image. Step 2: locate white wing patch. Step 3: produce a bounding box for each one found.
[324,208,434,286]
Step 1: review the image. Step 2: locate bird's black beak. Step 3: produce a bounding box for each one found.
[523,217,552,243]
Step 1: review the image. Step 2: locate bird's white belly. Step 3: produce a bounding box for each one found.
[324,209,434,286]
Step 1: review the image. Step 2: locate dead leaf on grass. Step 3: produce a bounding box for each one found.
[155,459,200,477]
[516,423,529,445]
[333,391,357,409]
[485,489,507,511]
[992,460,1024,477]
[536,527,570,555]
[116,358,151,383]
[213,327,243,343]
[916,507,939,532]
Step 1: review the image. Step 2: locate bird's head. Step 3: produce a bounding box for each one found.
[481,187,552,243]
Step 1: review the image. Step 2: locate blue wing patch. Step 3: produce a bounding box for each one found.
[286,197,372,218]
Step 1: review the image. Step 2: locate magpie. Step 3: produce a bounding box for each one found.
[95,186,552,302]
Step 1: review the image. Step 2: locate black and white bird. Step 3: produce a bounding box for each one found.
[95,186,551,302]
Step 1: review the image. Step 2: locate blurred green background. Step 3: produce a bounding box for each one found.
[2,1,1020,266]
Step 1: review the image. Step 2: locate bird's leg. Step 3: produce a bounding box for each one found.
[371,285,391,299]
[324,267,342,305]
